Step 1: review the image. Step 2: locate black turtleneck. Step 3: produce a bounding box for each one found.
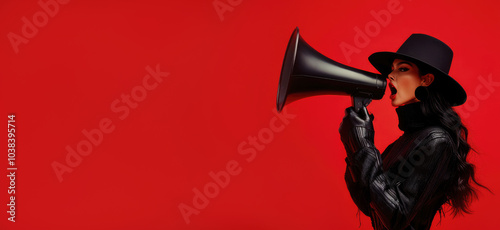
[395,102,431,132]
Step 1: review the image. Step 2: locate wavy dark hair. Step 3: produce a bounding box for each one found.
[416,65,490,217]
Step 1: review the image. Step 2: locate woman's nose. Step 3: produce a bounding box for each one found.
[388,72,396,81]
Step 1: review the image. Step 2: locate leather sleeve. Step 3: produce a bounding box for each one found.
[345,158,372,216]
[346,129,453,230]
[344,142,395,217]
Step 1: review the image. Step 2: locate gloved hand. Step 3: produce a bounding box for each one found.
[339,106,375,157]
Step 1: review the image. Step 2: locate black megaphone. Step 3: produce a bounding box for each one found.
[276,27,386,113]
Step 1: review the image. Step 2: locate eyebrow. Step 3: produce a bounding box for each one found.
[392,61,414,69]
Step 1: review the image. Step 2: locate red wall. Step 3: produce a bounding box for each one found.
[1,0,499,229]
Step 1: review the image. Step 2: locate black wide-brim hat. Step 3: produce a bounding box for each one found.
[368,34,466,106]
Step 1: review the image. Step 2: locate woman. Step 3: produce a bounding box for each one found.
[339,34,487,230]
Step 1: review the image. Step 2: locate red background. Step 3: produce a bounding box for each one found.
[1,0,499,229]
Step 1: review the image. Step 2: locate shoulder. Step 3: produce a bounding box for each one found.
[413,126,453,145]
[411,126,454,157]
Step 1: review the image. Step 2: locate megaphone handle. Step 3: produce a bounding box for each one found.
[351,96,372,115]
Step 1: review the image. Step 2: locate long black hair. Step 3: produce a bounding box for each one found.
[417,66,490,217]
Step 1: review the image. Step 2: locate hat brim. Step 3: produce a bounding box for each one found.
[368,51,467,106]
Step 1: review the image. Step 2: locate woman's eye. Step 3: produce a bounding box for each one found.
[398,67,409,72]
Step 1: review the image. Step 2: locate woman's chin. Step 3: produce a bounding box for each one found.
[391,97,420,107]
[390,96,401,107]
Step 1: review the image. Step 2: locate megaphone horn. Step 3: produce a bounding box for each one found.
[276,27,386,113]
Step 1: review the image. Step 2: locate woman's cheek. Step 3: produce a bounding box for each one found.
[398,79,410,97]
[402,79,420,102]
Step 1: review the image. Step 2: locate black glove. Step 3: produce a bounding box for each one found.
[339,106,375,157]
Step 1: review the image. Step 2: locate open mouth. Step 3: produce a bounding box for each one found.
[389,83,397,95]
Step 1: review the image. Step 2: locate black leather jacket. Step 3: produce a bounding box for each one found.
[340,103,457,230]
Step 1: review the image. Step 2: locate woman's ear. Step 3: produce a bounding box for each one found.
[421,73,435,86]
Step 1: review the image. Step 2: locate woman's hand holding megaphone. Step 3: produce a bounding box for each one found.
[339,106,375,157]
